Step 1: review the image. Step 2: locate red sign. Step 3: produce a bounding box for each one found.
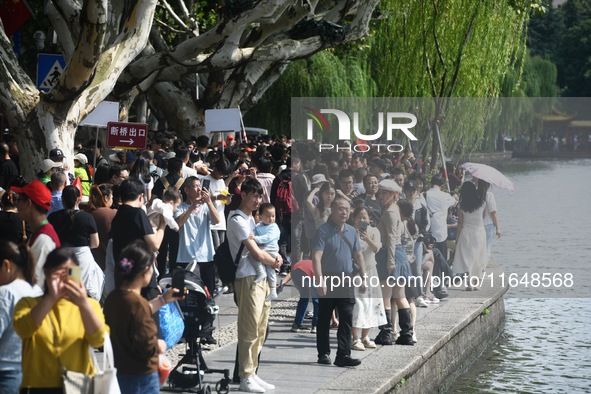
[106,122,148,149]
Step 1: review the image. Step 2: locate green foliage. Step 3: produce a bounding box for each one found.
[528,0,591,96]
[247,0,529,155]
[368,0,529,158]
[244,51,376,134]
[155,1,219,46]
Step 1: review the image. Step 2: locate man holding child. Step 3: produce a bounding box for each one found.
[227,178,283,393]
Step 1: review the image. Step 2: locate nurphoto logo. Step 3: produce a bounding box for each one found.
[305,107,418,153]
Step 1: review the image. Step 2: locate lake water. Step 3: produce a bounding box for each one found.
[451,159,591,393]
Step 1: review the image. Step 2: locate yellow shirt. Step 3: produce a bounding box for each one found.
[13,296,108,389]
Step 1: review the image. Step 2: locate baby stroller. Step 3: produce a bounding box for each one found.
[159,266,231,394]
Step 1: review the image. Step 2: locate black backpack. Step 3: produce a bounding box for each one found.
[214,214,244,284]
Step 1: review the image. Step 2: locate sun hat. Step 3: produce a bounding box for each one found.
[311,174,328,186]
[40,159,63,173]
[378,179,402,193]
[11,180,52,210]
[73,153,88,165]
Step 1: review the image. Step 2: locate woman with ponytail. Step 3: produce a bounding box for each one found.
[0,241,42,393]
[104,240,182,394]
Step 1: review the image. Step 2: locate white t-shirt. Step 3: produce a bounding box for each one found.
[483,191,497,226]
[31,234,58,286]
[203,175,227,231]
[227,210,262,279]
[425,187,457,243]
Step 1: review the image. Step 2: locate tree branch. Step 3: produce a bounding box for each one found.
[0,29,39,127]
[47,0,108,102]
[446,3,480,99]
[45,0,77,59]
[71,0,158,124]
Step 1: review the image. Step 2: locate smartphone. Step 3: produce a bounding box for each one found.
[360,222,368,232]
[239,168,250,176]
[67,266,81,284]
[201,179,210,191]
[171,269,185,297]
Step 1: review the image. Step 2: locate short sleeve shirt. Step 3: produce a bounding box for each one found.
[48,210,97,247]
[313,221,360,274]
[175,202,214,263]
[483,191,497,226]
[110,204,154,262]
[203,175,227,231]
[227,210,259,279]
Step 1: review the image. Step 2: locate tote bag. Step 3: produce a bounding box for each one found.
[92,332,120,394]
[62,332,120,394]
[159,298,185,350]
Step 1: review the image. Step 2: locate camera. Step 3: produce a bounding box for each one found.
[239,168,250,176]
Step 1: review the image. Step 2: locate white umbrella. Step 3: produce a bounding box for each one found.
[459,162,515,192]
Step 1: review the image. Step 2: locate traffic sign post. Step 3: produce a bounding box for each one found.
[106,122,148,149]
[37,54,66,92]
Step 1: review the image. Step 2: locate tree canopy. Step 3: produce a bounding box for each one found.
[0,0,380,179]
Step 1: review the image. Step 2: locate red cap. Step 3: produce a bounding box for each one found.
[227,134,234,140]
[11,180,52,211]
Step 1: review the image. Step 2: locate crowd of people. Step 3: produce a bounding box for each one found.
[0,132,501,393]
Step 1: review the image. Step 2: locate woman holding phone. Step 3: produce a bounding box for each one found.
[349,206,386,351]
[104,240,182,394]
[13,247,107,393]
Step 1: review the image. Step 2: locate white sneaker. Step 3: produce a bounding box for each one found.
[239,377,266,393]
[253,375,275,390]
[415,296,428,308]
[424,296,440,304]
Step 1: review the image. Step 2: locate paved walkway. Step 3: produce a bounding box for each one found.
[163,280,443,394]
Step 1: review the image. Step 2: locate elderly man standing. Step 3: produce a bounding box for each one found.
[313,197,366,367]
[175,176,220,294]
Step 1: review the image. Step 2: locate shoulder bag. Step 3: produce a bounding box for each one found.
[51,320,120,394]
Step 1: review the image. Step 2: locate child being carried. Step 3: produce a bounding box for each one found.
[251,203,280,301]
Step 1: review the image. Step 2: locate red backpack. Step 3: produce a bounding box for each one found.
[274,178,299,215]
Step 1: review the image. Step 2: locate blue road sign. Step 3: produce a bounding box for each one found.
[37,54,66,92]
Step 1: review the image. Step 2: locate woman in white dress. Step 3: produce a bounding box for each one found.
[453,182,487,290]
[350,206,386,351]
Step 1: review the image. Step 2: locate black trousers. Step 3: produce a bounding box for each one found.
[434,240,448,264]
[157,227,179,278]
[277,213,291,256]
[316,288,355,360]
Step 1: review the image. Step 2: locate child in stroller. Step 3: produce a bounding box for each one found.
[159,265,230,394]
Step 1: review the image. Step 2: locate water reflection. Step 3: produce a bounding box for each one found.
[451,159,591,392]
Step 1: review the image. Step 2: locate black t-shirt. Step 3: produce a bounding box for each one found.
[110,204,153,263]
[48,209,98,247]
[0,159,19,190]
[354,194,383,227]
